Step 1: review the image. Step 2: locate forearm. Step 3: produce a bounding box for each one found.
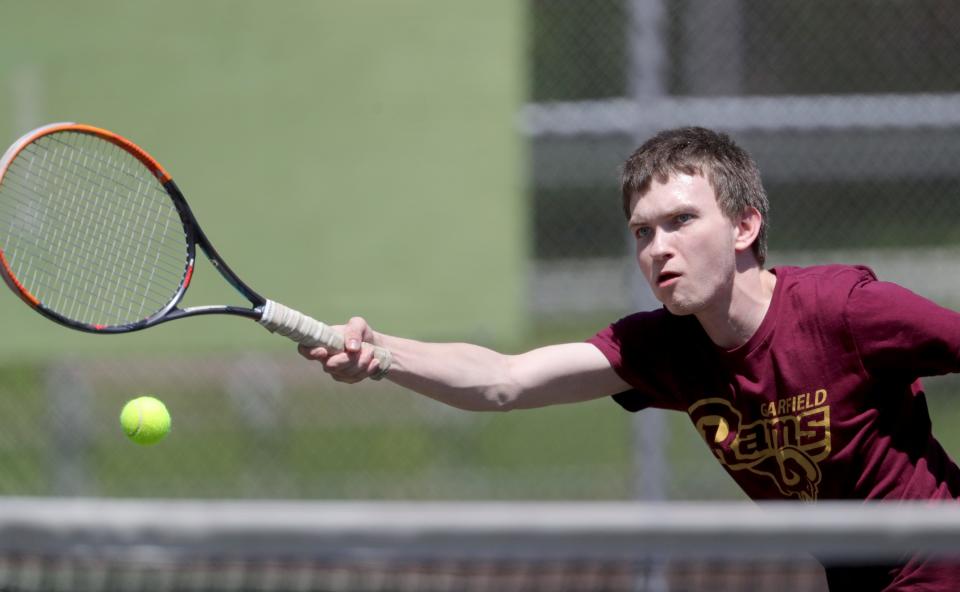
[374,333,519,411]
[372,333,628,412]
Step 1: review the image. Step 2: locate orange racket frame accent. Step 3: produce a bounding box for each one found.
[5,123,172,183]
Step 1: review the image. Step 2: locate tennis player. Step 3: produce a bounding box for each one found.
[301,127,960,591]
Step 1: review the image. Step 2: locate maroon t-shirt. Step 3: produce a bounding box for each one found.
[588,265,960,590]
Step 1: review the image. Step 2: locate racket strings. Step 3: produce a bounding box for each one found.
[60,134,174,321]
[11,140,157,320]
[0,131,189,327]
[0,173,187,283]
[4,172,180,324]
[1,171,176,324]
[48,133,185,323]
[0,141,184,314]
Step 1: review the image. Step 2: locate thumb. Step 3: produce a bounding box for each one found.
[343,316,370,352]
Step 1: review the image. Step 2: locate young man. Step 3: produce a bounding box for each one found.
[300,127,960,590]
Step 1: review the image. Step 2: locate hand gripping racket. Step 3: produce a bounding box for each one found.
[0,123,391,378]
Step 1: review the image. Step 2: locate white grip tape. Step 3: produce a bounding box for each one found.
[258,300,392,380]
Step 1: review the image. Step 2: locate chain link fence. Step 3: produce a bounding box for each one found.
[0,356,635,499]
[528,0,960,314]
[3,1,960,501]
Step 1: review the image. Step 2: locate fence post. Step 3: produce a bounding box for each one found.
[47,361,92,496]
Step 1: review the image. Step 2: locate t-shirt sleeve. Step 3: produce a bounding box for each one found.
[587,312,689,412]
[588,322,645,388]
[845,273,960,379]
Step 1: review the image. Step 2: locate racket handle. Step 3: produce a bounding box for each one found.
[258,300,392,380]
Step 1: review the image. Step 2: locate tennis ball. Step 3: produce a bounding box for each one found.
[119,396,171,445]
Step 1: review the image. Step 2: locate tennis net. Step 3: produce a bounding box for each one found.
[2,498,960,591]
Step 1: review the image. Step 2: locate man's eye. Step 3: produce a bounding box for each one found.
[676,214,693,223]
[635,227,651,238]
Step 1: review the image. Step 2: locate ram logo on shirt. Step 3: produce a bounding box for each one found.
[688,391,831,500]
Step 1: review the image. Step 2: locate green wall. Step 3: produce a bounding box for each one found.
[0,1,527,358]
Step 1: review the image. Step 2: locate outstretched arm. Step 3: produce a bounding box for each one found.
[298,317,630,411]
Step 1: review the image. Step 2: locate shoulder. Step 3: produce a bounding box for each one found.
[774,264,876,300]
[589,307,700,353]
[775,263,876,285]
[588,308,709,407]
[606,307,693,338]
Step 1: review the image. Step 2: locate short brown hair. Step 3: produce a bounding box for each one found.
[620,127,769,265]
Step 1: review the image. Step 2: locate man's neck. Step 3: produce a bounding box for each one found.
[696,264,778,350]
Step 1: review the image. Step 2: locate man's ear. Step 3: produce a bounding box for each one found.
[733,206,762,253]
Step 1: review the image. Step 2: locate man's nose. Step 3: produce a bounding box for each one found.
[648,228,674,259]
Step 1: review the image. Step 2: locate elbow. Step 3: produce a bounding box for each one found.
[483,356,524,411]
[445,387,517,412]
[443,353,524,412]
[418,380,518,412]
[480,356,524,411]
[485,388,521,412]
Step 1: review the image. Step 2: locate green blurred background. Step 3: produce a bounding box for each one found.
[2,0,960,501]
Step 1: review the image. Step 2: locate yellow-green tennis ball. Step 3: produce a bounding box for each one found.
[120,396,171,445]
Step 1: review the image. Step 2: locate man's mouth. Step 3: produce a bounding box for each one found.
[657,271,681,287]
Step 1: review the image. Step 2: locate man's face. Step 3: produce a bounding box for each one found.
[627,173,740,316]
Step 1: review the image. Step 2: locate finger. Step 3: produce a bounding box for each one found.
[339,344,376,374]
[327,365,367,384]
[330,350,379,383]
[324,351,362,372]
[335,366,367,381]
[298,344,329,360]
[367,357,384,377]
[325,351,372,380]
[354,343,375,369]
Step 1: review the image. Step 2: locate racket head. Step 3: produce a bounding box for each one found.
[0,123,197,333]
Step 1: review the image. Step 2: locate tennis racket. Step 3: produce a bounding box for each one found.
[0,122,391,378]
